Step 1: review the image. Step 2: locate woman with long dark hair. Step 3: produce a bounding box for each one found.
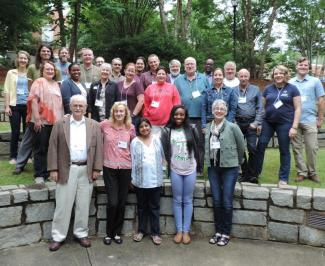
[161,105,202,244]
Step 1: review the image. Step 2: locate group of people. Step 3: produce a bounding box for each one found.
[3,44,324,251]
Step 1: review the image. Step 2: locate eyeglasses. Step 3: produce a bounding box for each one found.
[214,108,226,112]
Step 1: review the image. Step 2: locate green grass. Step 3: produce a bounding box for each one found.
[0,122,10,132]
[0,148,325,187]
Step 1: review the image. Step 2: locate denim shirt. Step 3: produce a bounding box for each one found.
[201,86,238,128]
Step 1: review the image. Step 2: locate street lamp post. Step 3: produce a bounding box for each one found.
[231,0,238,62]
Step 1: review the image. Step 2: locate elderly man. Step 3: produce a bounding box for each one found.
[174,57,209,167]
[235,69,263,183]
[110,58,125,83]
[55,47,71,82]
[289,57,325,183]
[80,48,100,90]
[223,61,239,88]
[48,95,103,251]
[140,54,170,90]
[95,56,105,67]
[168,59,181,84]
[204,58,214,86]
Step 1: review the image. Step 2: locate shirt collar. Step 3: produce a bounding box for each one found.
[295,74,310,82]
[70,115,85,125]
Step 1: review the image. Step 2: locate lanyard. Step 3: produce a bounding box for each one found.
[274,86,284,104]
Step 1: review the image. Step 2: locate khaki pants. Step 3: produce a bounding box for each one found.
[291,123,318,177]
[51,165,93,242]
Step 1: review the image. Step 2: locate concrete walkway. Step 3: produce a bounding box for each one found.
[1,236,324,266]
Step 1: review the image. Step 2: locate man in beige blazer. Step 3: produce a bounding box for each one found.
[47,94,103,251]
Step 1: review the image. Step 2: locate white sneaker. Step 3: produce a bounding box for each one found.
[35,177,45,184]
[27,158,33,164]
[9,159,17,165]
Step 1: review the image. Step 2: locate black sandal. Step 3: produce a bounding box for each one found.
[209,233,221,244]
[103,236,112,245]
[217,235,230,246]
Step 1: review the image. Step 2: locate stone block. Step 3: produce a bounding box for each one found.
[194,182,205,198]
[12,189,28,203]
[241,182,258,187]
[242,200,267,211]
[29,188,48,201]
[234,182,242,197]
[42,221,52,240]
[193,207,213,222]
[97,193,107,204]
[0,191,11,206]
[313,188,325,211]
[268,222,298,243]
[207,197,213,208]
[194,198,206,207]
[121,220,134,235]
[231,225,267,240]
[299,225,325,247]
[205,181,211,195]
[160,197,173,215]
[97,205,106,219]
[48,186,56,200]
[242,186,269,199]
[89,198,96,216]
[164,182,172,196]
[126,193,137,204]
[260,184,278,188]
[207,197,240,209]
[0,224,42,249]
[88,217,96,236]
[159,217,166,234]
[98,220,106,235]
[192,222,215,237]
[269,206,304,224]
[296,187,312,210]
[165,216,176,234]
[124,205,135,219]
[0,141,10,156]
[25,202,55,223]
[0,206,22,227]
[233,210,266,226]
[0,185,18,190]
[271,189,293,207]
[18,185,26,189]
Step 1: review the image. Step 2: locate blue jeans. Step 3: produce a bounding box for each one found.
[208,166,238,235]
[171,170,197,232]
[255,121,291,182]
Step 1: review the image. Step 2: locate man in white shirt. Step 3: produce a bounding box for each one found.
[48,95,103,251]
[223,61,239,88]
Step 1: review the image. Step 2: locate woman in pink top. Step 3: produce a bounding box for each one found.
[100,102,136,245]
[143,66,181,135]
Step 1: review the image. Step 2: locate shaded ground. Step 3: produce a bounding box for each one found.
[1,236,324,266]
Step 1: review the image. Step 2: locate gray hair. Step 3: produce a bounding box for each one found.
[184,57,196,65]
[169,59,181,68]
[212,99,228,113]
[224,61,236,70]
[100,63,112,72]
[70,94,87,105]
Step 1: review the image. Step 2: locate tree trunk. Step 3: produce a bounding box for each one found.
[54,0,66,46]
[259,0,279,78]
[181,0,192,40]
[174,0,182,38]
[159,0,168,36]
[69,0,81,62]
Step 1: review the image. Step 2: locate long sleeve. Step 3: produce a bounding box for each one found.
[227,89,238,122]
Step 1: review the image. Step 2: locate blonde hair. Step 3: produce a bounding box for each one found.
[108,102,132,128]
[15,51,30,68]
[272,65,290,83]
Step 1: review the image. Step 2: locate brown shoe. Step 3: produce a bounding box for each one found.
[295,175,306,182]
[49,241,62,252]
[76,237,91,248]
[173,232,183,244]
[308,174,320,183]
[182,232,191,245]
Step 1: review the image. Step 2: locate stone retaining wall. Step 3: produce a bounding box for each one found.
[1,180,325,250]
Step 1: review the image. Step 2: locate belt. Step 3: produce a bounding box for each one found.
[71,161,87,166]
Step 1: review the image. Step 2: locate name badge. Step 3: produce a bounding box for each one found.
[192,90,201,99]
[238,97,247,104]
[151,80,157,84]
[93,85,98,90]
[273,100,283,109]
[151,101,160,108]
[85,82,92,89]
[118,141,128,149]
[95,99,103,107]
[120,100,127,105]
[211,141,220,149]
[301,95,307,102]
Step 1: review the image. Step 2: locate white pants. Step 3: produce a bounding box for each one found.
[51,165,93,242]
